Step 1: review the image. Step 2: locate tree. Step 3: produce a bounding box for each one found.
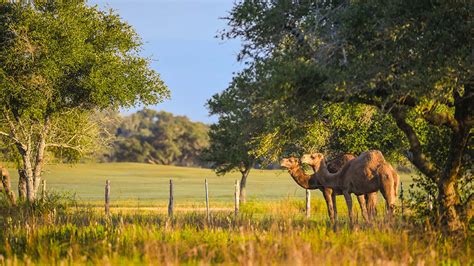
[223,1,472,232]
[0,2,169,202]
[203,72,264,203]
[112,109,209,166]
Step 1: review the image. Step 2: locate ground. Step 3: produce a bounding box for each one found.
[1,163,471,265]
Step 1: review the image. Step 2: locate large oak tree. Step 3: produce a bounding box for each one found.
[223,0,472,232]
[0,1,169,202]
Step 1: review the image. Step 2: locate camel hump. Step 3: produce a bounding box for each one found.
[327,153,355,173]
[342,153,356,162]
[360,150,385,164]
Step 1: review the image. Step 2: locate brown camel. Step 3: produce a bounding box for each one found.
[281,154,366,224]
[306,154,378,221]
[301,150,399,225]
[280,157,336,222]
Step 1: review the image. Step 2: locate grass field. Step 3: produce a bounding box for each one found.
[0,197,471,265]
[4,163,414,205]
[2,163,471,265]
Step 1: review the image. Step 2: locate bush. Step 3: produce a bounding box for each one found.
[0,190,78,227]
[406,173,438,227]
[407,171,473,229]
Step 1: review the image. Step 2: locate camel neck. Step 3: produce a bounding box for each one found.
[314,161,340,188]
[287,166,311,189]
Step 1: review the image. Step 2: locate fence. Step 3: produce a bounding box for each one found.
[103,178,245,219]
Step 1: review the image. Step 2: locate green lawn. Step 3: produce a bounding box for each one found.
[5,163,414,204]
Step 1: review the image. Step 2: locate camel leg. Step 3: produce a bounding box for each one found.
[366,192,378,220]
[356,195,369,223]
[343,191,353,226]
[322,188,335,225]
[332,191,338,223]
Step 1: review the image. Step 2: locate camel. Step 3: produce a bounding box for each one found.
[307,154,378,221]
[301,150,399,225]
[281,154,369,224]
[280,156,335,222]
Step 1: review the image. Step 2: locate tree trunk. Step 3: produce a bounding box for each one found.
[15,116,50,204]
[18,147,35,202]
[391,105,469,232]
[1,166,17,206]
[437,86,471,232]
[239,165,251,204]
[32,116,49,198]
[437,174,463,232]
[3,111,50,204]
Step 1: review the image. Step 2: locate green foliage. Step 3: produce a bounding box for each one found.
[407,172,438,225]
[0,190,77,222]
[203,75,261,174]
[222,0,471,154]
[0,1,168,116]
[253,102,407,163]
[111,109,209,166]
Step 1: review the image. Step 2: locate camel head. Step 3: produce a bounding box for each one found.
[301,153,325,170]
[280,157,300,170]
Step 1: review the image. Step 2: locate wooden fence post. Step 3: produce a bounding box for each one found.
[205,178,210,223]
[168,179,174,217]
[234,180,240,219]
[105,180,110,216]
[400,182,404,218]
[41,180,46,202]
[306,189,311,218]
[428,194,433,211]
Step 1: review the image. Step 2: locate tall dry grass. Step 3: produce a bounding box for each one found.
[0,194,472,265]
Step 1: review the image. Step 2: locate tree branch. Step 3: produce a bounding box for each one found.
[422,111,458,131]
[45,143,83,152]
[0,131,12,139]
[391,107,439,181]
[2,110,27,151]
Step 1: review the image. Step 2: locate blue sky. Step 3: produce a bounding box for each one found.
[89,0,243,123]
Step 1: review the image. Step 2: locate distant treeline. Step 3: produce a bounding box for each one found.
[102,109,210,167]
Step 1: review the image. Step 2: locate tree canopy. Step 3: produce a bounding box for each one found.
[111,109,209,167]
[203,74,266,202]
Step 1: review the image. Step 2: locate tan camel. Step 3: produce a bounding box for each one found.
[324,154,356,222]
[301,150,399,225]
[281,154,361,224]
[305,154,378,221]
[280,157,336,222]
